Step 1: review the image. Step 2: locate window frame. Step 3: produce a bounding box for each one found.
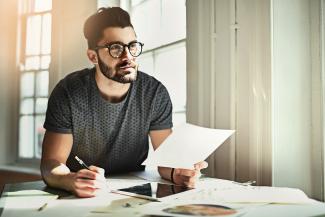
[16,0,52,163]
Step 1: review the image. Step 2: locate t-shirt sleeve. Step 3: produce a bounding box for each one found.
[43,80,72,134]
[149,84,173,131]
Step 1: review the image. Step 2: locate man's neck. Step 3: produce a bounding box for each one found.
[95,70,131,103]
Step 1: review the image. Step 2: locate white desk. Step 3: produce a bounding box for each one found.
[1,171,325,217]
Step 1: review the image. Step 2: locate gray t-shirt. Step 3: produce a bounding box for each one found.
[44,67,173,174]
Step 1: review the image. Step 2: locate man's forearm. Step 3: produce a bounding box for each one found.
[40,159,73,191]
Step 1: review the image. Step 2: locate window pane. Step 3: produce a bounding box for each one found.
[155,44,186,112]
[19,116,34,158]
[41,55,51,69]
[19,63,25,71]
[131,0,186,50]
[20,98,34,115]
[36,71,49,96]
[35,115,45,158]
[138,52,154,76]
[20,72,35,97]
[26,15,41,55]
[35,98,48,114]
[41,13,51,54]
[131,0,161,50]
[161,0,186,43]
[25,56,40,70]
[34,0,52,12]
[18,0,28,15]
[131,0,145,7]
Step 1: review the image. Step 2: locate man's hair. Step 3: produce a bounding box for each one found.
[83,7,134,49]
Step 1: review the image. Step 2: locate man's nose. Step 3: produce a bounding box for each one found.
[121,46,133,60]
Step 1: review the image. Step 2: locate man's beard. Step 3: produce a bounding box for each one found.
[97,55,137,83]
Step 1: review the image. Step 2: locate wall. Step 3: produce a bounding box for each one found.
[186,0,272,185]
[235,0,272,185]
[187,0,322,199]
[186,0,234,180]
[0,0,18,165]
[272,0,313,196]
[310,0,323,201]
[50,0,97,89]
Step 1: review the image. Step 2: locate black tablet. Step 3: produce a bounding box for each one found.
[114,182,194,201]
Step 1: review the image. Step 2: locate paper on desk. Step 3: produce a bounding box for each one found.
[142,123,235,169]
[218,186,315,204]
[0,190,58,217]
[2,190,58,209]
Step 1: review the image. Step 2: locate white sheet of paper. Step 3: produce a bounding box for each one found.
[0,190,59,217]
[218,186,315,204]
[2,190,58,209]
[142,123,235,169]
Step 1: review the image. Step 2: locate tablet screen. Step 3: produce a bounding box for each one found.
[118,183,193,199]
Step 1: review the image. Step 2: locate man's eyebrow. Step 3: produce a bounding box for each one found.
[105,40,138,45]
[128,40,138,44]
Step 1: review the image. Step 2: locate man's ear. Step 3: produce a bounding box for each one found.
[87,49,98,64]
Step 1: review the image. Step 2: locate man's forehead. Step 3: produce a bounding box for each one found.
[100,26,136,44]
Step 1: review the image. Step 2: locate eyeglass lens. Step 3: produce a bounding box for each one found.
[109,42,142,58]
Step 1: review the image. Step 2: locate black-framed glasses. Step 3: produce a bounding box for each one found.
[94,41,144,58]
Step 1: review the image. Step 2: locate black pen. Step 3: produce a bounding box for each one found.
[75,156,91,170]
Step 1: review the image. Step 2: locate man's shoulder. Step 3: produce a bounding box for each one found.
[137,71,163,88]
[56,67,94,91]
[49,67,94,101]
[135,71,170,98]
[62,67,94,85]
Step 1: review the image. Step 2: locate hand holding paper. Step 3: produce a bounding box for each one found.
[143,123,235,169]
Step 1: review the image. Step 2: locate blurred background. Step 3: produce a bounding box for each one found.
[0,0,324,201]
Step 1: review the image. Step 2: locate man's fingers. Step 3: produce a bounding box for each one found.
[77,169,102,180]
[194,161,208,170]
[89,166,105,176]
[175,169,202,178]
[74,187,96,198]
[184,177,197,188]
[89,166,106,182]
[175,169,196,177]
[75,178,105,189]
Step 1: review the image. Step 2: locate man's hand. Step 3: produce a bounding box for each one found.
[172,161,208,188]
[66,166,107,198]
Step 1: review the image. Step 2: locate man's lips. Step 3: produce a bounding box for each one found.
[117,60,138,72]
[119,64,132,69]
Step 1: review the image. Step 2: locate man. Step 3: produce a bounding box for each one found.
[41,7,208,198]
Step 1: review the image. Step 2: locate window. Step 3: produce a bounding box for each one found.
[17,0,52,159]
[120,0,187,126]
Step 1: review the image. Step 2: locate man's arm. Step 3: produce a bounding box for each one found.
[149,129,173,182]
[41,131,106,197]
[149,129,208,188]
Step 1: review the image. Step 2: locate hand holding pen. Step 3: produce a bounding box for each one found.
[65,156,107,197]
